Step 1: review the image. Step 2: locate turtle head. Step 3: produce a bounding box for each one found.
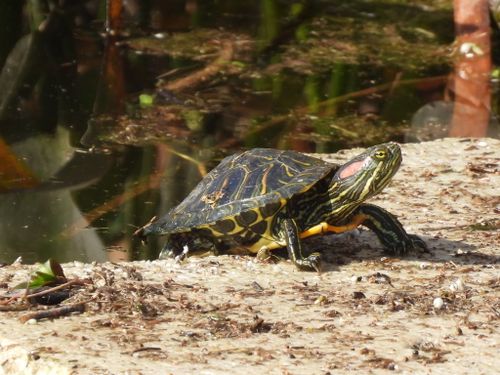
[332,142,402,203]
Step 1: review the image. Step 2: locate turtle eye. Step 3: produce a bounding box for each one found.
[375,150,387,160]
[374,149,387,160]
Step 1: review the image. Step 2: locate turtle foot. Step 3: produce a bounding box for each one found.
[295,252,322,272]
[384,234,429,256]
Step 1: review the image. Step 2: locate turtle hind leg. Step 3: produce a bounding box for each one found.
[355,203,428,255]
[158,234,188,260]
[281,217,322,272]
[159,232,220,260]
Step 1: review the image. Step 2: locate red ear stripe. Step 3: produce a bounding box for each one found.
[337,160,365,179]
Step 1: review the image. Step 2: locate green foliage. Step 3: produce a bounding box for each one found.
[14,259,67,290]
[139,94,154,107]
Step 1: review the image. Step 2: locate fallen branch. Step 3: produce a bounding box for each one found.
[0,303,30,311]
[19,302,86,323]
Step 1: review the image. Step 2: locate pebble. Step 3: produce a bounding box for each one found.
[351,275,362,283]
[314,295,328,305]
[387,362,398,371]
[207,266,220,275]
[353,291,366,299]
[433,297,444,310]
[245,260,257,271]
[450,278,465,292]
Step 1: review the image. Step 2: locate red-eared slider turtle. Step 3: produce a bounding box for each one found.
[135,143,426,271]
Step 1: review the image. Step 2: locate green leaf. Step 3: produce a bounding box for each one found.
[139,94,154,107]
[13,259,67,290]
[230,61,246,68]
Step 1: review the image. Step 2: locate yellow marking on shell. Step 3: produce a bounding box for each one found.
[260,164,273,195]
[278,179,290,186]
[243,198,287,253]
[292,158,313,166]
[256,154,274,161]
[283,164,294,177]
[235,165,251,200]
[200,217,247,237]
[199,198,287,252]
[201,205,271,237]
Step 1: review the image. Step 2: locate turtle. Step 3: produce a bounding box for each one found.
[134,143,427,271]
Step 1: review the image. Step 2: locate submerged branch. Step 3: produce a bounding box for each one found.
[160,41,235,92]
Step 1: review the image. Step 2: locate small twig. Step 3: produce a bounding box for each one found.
[23,274,31,299]
[0,303,30,311]
[161,144,207,177]
[0,297,17,305]
[130,347,162,354]
[1,279,88,304]
[490,306,500,318]
[23,279,87,300]
[19,302,86,323]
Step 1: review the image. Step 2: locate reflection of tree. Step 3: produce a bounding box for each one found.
[0,127,105,263]
[450,0,491,136]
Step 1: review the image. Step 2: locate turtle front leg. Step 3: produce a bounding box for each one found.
[281,218,322,271]
[354,203,428,255]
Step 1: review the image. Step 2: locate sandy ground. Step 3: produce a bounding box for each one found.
[0,138,498,375]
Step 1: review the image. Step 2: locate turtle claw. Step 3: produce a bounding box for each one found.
[409,234,429,252]
[256,247,271,262]
[159,244,190,261]
[295,252,322,272]
[384,234,428,256]
[159,248,175,260]
[308,253,323,273]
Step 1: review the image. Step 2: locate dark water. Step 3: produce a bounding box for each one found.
[0,1,494,263]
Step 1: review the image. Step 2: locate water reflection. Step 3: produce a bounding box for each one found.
[0,127,108,263]
[0,0,497,263]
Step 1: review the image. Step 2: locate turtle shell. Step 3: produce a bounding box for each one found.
[145,148,339,234]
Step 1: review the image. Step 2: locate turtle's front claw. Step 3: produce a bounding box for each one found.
[309,253,323,273]
[408,234,430,253]
[295,252,322,272]
[384,234,428,256]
